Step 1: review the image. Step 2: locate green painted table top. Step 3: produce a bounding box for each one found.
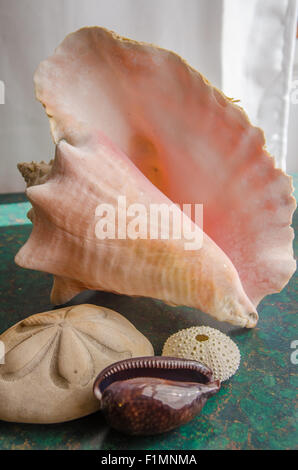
[0,176,297,450]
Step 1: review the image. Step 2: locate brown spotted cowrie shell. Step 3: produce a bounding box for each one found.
[93,356,220,435]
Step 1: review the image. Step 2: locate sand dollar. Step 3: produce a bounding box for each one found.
[0,304,153,423]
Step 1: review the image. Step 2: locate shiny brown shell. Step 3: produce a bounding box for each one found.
[93,356,220,436]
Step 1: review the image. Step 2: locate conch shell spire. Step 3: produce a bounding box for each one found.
[18,160,53,187]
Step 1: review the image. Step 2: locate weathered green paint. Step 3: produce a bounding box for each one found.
[0,202,31,227]
[0,176,297,450]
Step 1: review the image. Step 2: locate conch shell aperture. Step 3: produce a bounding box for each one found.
[16,27,296,328]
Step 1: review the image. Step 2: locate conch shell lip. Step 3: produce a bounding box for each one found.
[93,355,217,402]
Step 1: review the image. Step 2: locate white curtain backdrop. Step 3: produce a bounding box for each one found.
[0,0,297,193]
[222,0,297,172]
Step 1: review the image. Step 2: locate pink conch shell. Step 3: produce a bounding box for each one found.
[15,27,296,327]
[16,133,258,328]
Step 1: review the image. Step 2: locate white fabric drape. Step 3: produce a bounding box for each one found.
[0,0,297,193]
[222,0,297,170]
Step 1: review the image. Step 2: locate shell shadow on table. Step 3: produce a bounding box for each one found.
[0,405,207,450]
[0,412,109,450]
[58,289,247,354]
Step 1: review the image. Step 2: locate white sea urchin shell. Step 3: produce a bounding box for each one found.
[162,326,240,381]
